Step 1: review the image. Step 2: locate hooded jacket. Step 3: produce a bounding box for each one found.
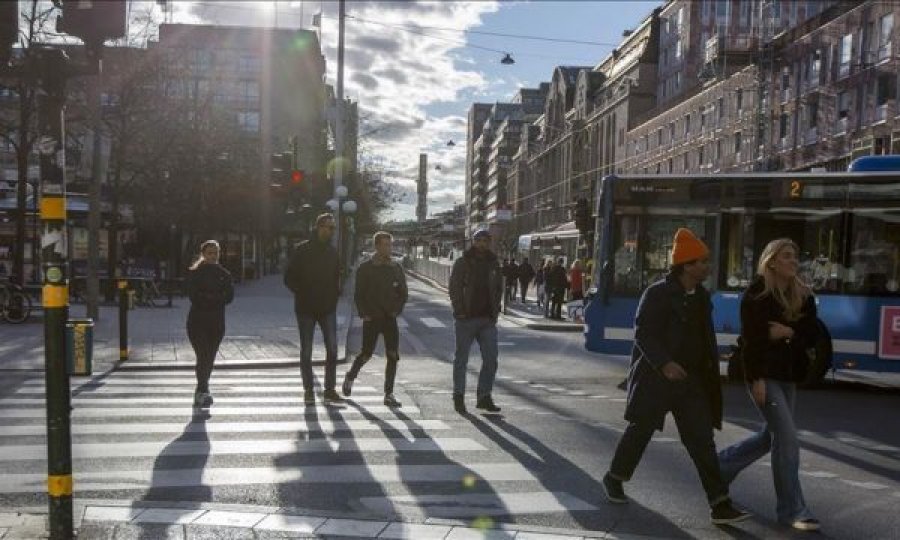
[283,237,340,317]
[449,247,502,320]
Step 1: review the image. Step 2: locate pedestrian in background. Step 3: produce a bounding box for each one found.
[601,228,750,525]
[449,228,503,414]
[284,213,343,405]
[342,231,408,407]
[518,258,535,303]
[503,258,518,304]
[718,238,820,531]
[185,240,234,408]
[548,258,568,319]
[535,260,547,309]
[569,259,585,303]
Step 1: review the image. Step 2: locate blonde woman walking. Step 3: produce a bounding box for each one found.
[718,238,820,531]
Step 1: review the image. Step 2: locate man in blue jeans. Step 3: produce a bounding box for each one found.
[284,213,342,405]
[449,228,503,414]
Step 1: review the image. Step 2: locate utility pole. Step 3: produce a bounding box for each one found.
[86,66,104,319]
[334,0,345,252]
[35,47,74,540]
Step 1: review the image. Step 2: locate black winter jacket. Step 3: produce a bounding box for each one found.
[185,262,234,312]
[625,274,723,431]
[355,257,408,320]
[741,276,819,383]
[283,238,339,317]
[449,248,502,320]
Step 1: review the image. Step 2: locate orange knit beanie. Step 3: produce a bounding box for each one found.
[671,228,709,265]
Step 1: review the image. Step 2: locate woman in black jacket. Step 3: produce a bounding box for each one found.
[185,240,234,408]
[718,238,819,531]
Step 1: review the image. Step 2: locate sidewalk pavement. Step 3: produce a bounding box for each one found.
[0,501,666,540]
[0,273,356,374]
[406,269,582,333]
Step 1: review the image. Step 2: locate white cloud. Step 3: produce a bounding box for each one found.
[165,1,499,222]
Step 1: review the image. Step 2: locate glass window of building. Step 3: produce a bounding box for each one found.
[839,33,853,78]
[879,13,893,62]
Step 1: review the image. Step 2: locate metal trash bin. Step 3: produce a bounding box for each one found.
[66,318,94,375]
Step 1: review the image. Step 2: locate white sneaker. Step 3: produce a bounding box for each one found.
[792,518,820,531]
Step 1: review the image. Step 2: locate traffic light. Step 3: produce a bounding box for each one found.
[291,169,304,185]
[574,197,592,235]
[57,0,127,45]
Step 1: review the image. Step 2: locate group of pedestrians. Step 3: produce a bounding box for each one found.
[601,228,820,531]
[503,256,582,320]
[182,219,820,532]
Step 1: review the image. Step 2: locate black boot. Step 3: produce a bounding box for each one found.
[476,395,501,413]
[453,393,467,414]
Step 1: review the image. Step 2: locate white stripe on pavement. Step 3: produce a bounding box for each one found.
[0,463,539,493]
[23,377,343,387]
[0,437,486,461]
[420,317,446,328]
[0,419,450,437]
[2,395,394,406]
[359,491,596,518]
[0,405,420,419]
[16,386,379,396]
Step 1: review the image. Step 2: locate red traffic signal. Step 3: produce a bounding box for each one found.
[291,169,304,184]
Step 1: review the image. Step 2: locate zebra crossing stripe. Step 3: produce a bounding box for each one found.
[22,377,344,387]
[15,386,377,395]
[0,419,450,437]
[359,491,597,518]
[0,463,539,494]
[0,437,486,461]
[420,317,446,328]
[1,395,393,406]
[0,405,421,419]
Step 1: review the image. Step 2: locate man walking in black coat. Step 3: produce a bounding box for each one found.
[518,259,535,303]
[547,258,568,319]
[449,228,503,414]
[342,231,408,407]
[601,228,750,525]
[284,213,342,405]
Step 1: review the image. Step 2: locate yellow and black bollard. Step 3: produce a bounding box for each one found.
[118,279,128,361]
[37,48,74,539]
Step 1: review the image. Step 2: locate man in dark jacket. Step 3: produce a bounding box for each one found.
[547,258,568,319]
[601,228,750,525]
[502,258,518,304]
[449,228,503,414]
[284,213,342,405]
[518,259,535,303]
[342,231,408,407]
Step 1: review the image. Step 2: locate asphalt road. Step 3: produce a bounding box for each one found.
[0,275,898,539]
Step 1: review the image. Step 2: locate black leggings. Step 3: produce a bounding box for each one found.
[187,309,225,393]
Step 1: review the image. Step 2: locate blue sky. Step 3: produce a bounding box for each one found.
[165,1,662,220]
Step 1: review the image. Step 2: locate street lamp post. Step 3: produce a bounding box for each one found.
[326,185,355,284]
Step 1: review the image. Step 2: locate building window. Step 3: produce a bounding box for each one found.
[876,74,895,122]
[669,121,676,142]
[835,90,849,133]
[238,54,261,74]
[699,145,705,166]
[717,97,725,121]
[734,131,742,155]
[839,33,853,78]
[879,13,894,63]
[675,38,683,60]
[238,111,260,132]
[684,113,691,135]
[779,112,789,139]
[735,88,743,112]
[715,0,729,29]
[739,0,752,28]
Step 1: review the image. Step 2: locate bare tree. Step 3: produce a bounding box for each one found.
[0,1,56,286]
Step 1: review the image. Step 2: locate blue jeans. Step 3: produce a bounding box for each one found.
[453,317,498,398]
[296,311,338,392]
[718,379,813,524]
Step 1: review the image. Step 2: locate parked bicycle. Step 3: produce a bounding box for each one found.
[0,280,33,323]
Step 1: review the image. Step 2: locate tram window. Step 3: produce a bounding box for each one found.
[754,212,844,293]
[846,212,900,295]
[720,213,755,290]
[612,215,640,294]
[642,216,708,288]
